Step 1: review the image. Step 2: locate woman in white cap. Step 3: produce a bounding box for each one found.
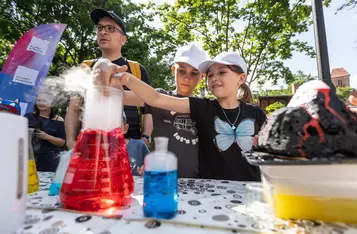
[94,51,266,181]
[141,43,209,178]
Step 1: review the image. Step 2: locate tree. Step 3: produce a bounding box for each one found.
[154,0,331,87]
[337,86,355,102]
[337,0,357,11]
[291,70,315,86]
[256,70,315,96]
[266,102,286,115]
[193,79,215,99]
[0,0,174,89]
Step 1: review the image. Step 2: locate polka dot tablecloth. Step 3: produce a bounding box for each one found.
[18,172,357,234]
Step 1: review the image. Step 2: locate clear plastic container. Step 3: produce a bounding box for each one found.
[49,150,72,196]
[28,128,39,194]
[260,164,357,224]
[143,137,178,219]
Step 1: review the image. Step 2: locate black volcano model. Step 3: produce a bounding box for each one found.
[256,84,357,160]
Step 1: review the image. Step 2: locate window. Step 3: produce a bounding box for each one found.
[338,79,343,87]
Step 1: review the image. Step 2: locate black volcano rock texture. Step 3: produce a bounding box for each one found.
[257,88,357,159]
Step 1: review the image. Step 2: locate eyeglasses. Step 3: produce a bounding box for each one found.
[96,24,124,34]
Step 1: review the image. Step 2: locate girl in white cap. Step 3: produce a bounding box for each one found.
[94,51,266,181]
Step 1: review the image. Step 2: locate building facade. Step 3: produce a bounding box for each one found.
[331,68,350,87]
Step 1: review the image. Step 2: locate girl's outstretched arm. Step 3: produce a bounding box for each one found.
[122,73,190,113]
[93,59,190,113]
[124,91,145,107]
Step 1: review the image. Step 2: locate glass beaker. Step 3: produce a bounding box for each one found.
[60,86,134,212]
[28,128,39,194]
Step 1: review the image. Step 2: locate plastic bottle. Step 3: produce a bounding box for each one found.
[28,128,39,194]
[48,150,72,196]
[143,137,178,219]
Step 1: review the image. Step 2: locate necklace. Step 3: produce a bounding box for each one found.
[221,105,241,130]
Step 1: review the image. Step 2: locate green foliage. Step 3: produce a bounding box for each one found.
[0,0,174,87]
[291,70,315,86]
[154,0,331,86]
[258,88,292,96]
[193,79,215,99]
[257,70,315,96]
[337,86,355,102]
[0,0,331,106]
[0,0,178,115]
[0,38,12,67]
[266,102,286,115]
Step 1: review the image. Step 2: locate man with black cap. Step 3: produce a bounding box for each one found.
[65,8,153,149]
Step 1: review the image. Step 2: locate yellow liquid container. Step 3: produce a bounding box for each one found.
[28,129,39,194]
[261,164,357,224]
[273,194,357,224]
[28,159,39,193]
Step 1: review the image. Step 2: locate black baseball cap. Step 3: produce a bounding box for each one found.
[90,8,127,35]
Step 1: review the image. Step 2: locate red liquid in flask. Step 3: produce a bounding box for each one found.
[60,127,134,212]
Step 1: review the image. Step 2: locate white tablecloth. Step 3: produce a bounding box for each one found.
[16,172,357,234]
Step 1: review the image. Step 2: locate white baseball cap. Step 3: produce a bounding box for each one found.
[172,43,210,70]
[198,52,248,74]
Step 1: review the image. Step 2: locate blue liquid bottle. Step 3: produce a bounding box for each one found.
[143,137,178,219]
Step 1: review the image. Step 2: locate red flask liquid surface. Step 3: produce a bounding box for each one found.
[60,127,134,212]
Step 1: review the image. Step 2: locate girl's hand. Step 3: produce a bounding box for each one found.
[137,165,144,176]
[66,140,76,150]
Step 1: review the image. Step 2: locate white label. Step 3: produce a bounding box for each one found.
[63,172,74,184]
[13,66,39,86]
[27,36,49,55]
[19,102,28,116]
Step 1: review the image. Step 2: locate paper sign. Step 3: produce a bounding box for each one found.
[13,66,39,86]
[27,36,50,55]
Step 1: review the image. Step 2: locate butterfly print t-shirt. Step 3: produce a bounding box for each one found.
[189,98,267,181]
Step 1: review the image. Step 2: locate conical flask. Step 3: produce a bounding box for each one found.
[60,86,134,212]
[28,128,39,194]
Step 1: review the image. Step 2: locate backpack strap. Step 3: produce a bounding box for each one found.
[80,59,95,68]
[81,59,142,80]
[80,58,100,69]
[127,60,144,130]
[127,60,142,80]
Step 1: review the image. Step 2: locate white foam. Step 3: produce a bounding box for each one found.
[62,66,93,97]
[82,86,123,131]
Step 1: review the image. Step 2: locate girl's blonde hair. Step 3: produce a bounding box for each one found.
[237,83,254,104]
